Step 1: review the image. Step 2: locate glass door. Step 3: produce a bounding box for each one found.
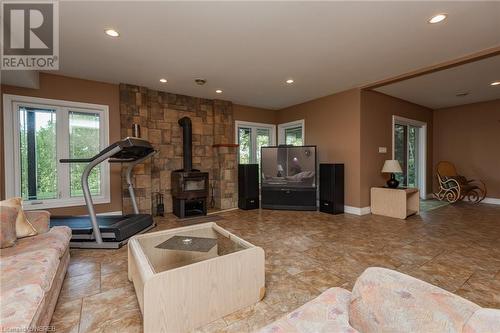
[394,122,420,188]
[236,123,274,165]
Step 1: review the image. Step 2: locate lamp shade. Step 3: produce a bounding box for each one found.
[381,160,402,173]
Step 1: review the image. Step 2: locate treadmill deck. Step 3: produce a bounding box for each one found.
[50,214,154,242]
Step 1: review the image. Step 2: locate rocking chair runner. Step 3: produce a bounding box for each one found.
[434,161,487,203]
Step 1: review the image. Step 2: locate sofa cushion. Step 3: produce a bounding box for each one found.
[258,287,358,333]
[0,284,44,331]
[0,206,18,248]
[463,308,500,333]
[349,267,480,333]
[25,210,50,234]
[0,198,37,238]
[0,226,71,259]
[1,249,60,292]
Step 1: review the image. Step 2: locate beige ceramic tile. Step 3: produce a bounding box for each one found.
[59,271,100,302]
[50,298,82,333]
[79,286,141,333]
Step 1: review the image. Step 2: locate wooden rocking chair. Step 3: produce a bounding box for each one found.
[434,161,487,203]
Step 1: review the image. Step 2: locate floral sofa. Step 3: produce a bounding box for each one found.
[259,267,500,333]
[1,207,71,332]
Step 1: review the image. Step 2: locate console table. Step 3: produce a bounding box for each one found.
[370,187,420,219]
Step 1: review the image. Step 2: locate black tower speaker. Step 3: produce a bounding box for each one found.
[238,164,259,210]
[319,163,344,214]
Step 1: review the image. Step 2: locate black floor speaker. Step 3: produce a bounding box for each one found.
[319,163,344,214]
[238,164,259,210]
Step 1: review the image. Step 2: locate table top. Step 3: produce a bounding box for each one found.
[372,186,419,194]
[133,222,250,273]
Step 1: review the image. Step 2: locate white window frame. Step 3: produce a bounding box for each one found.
[278,119,305,145]
[234,120,276,164]
[3,94,110,210]
[391,115,427,199]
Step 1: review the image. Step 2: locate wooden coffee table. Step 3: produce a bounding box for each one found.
[128,222,265,333]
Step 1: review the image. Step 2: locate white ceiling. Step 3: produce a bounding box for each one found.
[375,55,500,109]
[51,1,500,109]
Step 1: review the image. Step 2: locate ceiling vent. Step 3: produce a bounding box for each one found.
[195,78,207,86]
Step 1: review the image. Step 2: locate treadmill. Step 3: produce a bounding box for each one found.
[50,137,156,249]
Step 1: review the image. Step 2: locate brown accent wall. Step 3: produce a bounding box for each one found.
[0,73,121,215]
[433,99,500,199]
[276,89,362,207]
[233,104,278,124]
[360,90,434,207]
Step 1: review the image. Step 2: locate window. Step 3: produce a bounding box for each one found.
[235,121,276,165]
[278,119,305,145]
[3,94,110,209]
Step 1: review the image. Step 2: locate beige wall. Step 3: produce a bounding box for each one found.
[277,89,362,207]
[0,73,121,215]
[360,90,434,207]
[433,99,500,199]
[233,104,278,124]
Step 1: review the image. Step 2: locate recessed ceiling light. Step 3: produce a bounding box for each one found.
[215,89,223,94]
[286,79,294,84]
[428,14,447,24]
[105,29,119,37]
[490,81,500,86]
[159,78,167,83]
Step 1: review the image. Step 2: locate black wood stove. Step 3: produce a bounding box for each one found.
[171,117,209,218]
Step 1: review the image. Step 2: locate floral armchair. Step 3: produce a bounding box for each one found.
[434,161,486,203]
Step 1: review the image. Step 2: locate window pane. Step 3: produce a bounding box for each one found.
[69,112,101,196]
[238,127,251,164]
[256,128,270,164]
[19,107,58,200]
[407,126,418,188]
[394,124,407,186]
[285,126,303,145]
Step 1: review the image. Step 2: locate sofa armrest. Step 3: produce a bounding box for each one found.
[349,267,480,333]
[258,287,358,333]
[25,210,51,234]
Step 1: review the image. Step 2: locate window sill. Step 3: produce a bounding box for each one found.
[22,196,110,210]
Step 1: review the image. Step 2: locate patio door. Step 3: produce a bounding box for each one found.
[392,116,427,199]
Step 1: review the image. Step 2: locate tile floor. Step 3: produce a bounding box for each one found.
[51,202,500,332]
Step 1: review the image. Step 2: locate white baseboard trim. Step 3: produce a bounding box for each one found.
[463,197,500,205]
[482,197,500,205]
[344,205,371,216]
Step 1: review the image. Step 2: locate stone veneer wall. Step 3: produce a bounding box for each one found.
[119,84,237,214]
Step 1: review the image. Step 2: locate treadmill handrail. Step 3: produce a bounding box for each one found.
[60,157,137,163]
[60,158,93,163]
[126,150,157,214]
[60,137,154,165]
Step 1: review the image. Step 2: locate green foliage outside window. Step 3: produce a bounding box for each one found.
[20,109,57,200]
[69,112,101,196]
[19,108,101,201]
[285,126,303,146]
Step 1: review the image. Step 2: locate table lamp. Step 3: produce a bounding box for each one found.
[382,160,402,188]
[277,164,284,177]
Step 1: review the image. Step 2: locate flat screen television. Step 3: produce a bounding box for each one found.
[261,145,317,188]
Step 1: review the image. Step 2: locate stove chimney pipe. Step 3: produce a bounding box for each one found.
[178,117,192,171]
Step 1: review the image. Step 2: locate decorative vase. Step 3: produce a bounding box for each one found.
[386,173,399,188]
